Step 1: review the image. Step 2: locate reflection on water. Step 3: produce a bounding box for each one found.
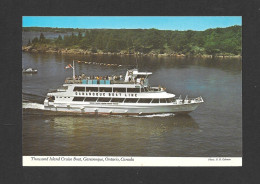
[24,52,242,73]
[23,110,199,156]
[51,114,199,135]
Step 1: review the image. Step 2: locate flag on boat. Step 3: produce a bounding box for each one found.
[65,64,73,69]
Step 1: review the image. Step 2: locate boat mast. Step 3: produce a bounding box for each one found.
[73,60,75,80]
[134,47,138,69]
[135,54,138,69]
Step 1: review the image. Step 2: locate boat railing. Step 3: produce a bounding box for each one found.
[148,87,166,92]
[179,96,204,104]
[65,78,138,85]
[48,86,68,92]
[89,102,119,105]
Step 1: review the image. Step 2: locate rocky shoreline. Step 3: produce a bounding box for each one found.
[22,46,242,58]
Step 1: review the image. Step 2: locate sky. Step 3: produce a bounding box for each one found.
[22,16,241,31]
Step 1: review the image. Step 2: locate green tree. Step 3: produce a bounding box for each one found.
[32,37,39,45]
[27,39,31,46]
[39,33,46,43]
[55,35,63,45]
[27,26,241,56]
[204,32,221,56]
[78,31,83,41]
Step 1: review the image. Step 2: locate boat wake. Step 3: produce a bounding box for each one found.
[131,113,175,118]
[22,102,44,110]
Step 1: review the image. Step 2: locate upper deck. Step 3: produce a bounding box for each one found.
[65,68,151,86]
[65,78,145,85]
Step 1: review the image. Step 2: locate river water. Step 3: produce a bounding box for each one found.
[22,38,242,157]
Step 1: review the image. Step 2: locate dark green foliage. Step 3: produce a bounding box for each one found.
[27,26,242,56]
[32,37,39,44]
[55,35,63,45]
[39,33,46,43]
[27,39,31,46]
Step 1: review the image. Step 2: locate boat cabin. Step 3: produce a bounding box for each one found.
[124,69,152,85]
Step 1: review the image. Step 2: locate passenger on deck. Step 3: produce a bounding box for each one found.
[140,78,144,85]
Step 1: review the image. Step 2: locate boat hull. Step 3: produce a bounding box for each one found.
[43,103,200,115]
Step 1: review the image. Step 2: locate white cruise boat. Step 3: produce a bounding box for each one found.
[44,61,204,115]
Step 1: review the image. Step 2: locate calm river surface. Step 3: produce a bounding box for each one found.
[22,43,242,157]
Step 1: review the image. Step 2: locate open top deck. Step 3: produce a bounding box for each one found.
[65,68,152,86]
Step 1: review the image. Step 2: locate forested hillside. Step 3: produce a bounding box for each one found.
[23,26,241,56]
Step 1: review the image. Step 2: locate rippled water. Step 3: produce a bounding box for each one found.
[22,51,242,157]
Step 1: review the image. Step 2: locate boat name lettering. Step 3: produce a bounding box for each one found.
[77,92,137,97]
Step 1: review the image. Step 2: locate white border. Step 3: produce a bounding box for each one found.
[23,156,242,167]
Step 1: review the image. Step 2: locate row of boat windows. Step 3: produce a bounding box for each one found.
[75,92,137,97]
[73,87,148,93]
[72,97,175,103]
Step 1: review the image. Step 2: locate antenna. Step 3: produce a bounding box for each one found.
[73,60,75,80]
[135,53,138,69]
[132,38,138,69]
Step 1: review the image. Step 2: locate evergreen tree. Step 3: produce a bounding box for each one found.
[55,35,63,45]
[78,31,83,42]
[39,33,46,43]
[32,37,39,45]
[27,39,31,46]
[28,26,241,56]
